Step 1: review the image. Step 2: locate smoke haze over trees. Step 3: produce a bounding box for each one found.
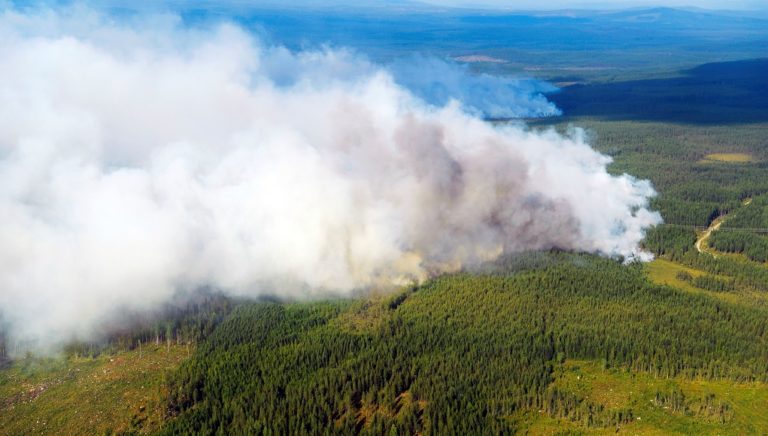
[0,7,659,351]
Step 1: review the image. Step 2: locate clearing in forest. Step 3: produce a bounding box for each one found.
[699,153,754,163]
[0,344,190,435]
[523,359,768,435]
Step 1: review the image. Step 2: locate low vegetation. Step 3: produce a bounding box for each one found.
[699,153,755,163]
[525,359,768,434]
[0,345,190,435]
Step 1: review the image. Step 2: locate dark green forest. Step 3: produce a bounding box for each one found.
[709,230,768,263]
[160,253,768,434]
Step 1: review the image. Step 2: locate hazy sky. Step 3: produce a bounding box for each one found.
[418,0,767,10]
[5,0,767,12]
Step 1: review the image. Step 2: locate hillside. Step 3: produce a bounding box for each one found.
[160,253,768,434]
[0,345,189,435]
[3,249,767,434]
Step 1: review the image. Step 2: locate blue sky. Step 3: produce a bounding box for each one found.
[418,0,767,10]
[6,0,767,11]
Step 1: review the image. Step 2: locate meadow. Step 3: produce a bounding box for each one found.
[0,345,189,435]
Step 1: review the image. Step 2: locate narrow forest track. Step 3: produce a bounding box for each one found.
[695,197,753,255]
[695,217,724,255]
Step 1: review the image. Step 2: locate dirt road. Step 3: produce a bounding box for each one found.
[695,216,724,255]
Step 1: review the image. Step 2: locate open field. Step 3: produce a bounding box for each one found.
[646,257,768,308]
[646,258,705,293]
[699,153,755,163]
[525,359,768,435]
[0,345,190,435]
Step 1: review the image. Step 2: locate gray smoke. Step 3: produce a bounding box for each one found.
[390,56,561,118]
[0,7,661,351]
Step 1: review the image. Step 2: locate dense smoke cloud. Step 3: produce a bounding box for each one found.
[0,7,661,350]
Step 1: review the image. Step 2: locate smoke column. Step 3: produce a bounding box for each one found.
[0,7,661,350]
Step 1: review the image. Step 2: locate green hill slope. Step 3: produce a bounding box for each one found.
[0,345,189,435]
[161,253,768,434]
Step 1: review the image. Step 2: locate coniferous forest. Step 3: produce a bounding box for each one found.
[160,253,768,434]
[1,4,768,435]
[159,59,768,433]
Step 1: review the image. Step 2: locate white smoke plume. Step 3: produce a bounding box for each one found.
[390,56,562,118]
[0,7,661,349]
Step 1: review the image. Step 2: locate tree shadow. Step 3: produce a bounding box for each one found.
[546,58,768,125]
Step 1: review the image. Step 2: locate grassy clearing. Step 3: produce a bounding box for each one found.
[526,359,768,435]
[645,258,768,308]
[0,344,190,435]
[699,153,755,163]
[646,258,705,293]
